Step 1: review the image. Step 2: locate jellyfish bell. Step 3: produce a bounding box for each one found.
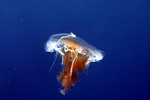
[45,32,104,95]
[45,32,104,61]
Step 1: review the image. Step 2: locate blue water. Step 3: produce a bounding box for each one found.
[0,0,150,100]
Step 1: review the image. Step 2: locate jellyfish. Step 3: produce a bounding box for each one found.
[45,32,104,95]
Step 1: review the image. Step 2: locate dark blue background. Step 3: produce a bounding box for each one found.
[0,0,150,100]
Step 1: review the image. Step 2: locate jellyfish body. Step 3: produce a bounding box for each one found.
[45,32,104,95]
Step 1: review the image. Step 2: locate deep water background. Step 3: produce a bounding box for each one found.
[0,0,150,100]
